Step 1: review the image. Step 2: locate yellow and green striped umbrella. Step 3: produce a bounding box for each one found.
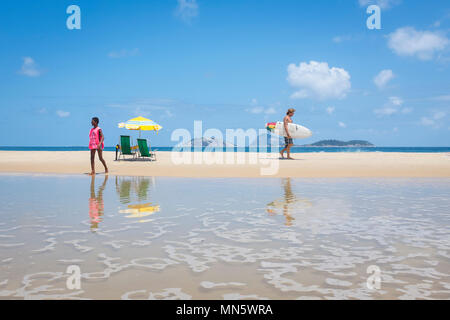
[118,116,162,137]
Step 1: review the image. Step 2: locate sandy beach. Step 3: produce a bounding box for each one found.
[0,151,449,177]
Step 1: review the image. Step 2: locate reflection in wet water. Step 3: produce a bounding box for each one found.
[0,175,449,300]
[115,176,160,224]
[115,176,155,204]
[89,175,108,232]
[267,178,312,226]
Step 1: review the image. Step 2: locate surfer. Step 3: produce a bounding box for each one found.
[280,108,295,159]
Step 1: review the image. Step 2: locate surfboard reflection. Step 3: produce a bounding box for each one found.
[267,178,312,226]
[89,175,108,232]
[115,176,160,223]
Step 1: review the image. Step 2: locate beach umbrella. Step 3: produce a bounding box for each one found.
[118,116,162,138]
[119,203,160,223]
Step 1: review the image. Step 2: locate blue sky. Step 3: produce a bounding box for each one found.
[0,0,449,147]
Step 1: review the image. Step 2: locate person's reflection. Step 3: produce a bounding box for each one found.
[267,178,311,226]
[89,174,108,232]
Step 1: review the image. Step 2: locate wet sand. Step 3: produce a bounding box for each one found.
[0,151,450,177]
[0,175,449,299]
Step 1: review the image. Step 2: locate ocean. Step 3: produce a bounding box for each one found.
[1,146,450,153]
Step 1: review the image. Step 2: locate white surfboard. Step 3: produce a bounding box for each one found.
[266,122,312,139]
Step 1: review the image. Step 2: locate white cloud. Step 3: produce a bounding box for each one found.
[333,35,352,43]
[108,48,139,58]
[387,27,449,60]
[432,14,450,29]
[164,110,174,118]
[358,0,401,9]
[246,101,277,115]
[389,96,403,106]
[433,95,450,101]
[374,107,397,116]
[109,99,176,119]
[247,106,276,115]
[287,61,351,100]
[420,111,447,128]
[175,0,198,23]
[374,69,394,89]
[264,107,277,115]
[19,57,41,77]
[248,106,264,114]
[433,111,446,120]
[56,110,70,118]
[374,106,398,116]
[420,117,434,126]
[401,107,412,114]
[110,98,205,120]
[338,121,347,128]
[374,96,411,116]
[326,106,335,115]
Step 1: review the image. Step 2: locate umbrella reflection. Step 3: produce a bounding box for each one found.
[119,203,160,223]
[89,175,108,232]
[267,178,312,226]
[115,176,160,223]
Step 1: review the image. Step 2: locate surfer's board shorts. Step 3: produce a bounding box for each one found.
[284,137,293,147]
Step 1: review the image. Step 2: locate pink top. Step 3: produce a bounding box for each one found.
[89,127,104,150]
[89,198,104,230]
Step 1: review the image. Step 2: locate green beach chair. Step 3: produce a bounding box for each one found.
[119,135,136,160]
[137,138,156,161]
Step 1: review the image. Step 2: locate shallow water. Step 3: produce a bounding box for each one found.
[0,174,449,300]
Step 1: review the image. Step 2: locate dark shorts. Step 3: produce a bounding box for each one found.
[284,137,293,147]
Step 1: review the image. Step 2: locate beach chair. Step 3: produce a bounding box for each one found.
[137,139,156,161]
[118,135,136,160]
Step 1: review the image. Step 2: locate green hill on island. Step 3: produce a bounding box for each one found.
[303,140,374,147]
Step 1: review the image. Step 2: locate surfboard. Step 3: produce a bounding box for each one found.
[266,122,312,139]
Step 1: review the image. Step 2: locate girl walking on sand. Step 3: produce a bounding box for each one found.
[89,117,108,175]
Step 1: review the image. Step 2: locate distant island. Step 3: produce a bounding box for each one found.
[175,137,374,148]
[302,140,375,147]
[176,137,235,148]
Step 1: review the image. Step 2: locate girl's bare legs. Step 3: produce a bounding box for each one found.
[97,149,109,174]
[89,149,96,175]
